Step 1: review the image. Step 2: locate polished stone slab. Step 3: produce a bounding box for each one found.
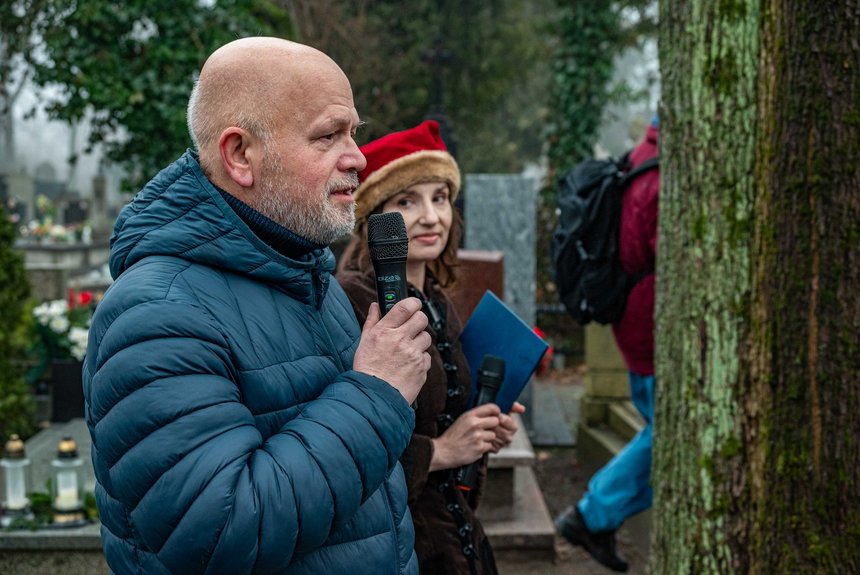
[481,415,555,557]
[463,174,539,327]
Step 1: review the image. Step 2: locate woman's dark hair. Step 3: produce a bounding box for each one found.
[339,203,463,289]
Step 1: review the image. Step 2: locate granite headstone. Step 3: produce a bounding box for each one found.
[463,174,539,326]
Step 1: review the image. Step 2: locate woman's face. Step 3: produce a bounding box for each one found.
[381,181,452,264]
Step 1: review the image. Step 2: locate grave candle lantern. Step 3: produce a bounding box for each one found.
[1,434,34,527]
[51,435,86,524]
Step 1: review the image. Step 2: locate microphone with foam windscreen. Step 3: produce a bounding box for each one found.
[368,212,409,316]
[456,354,506,492]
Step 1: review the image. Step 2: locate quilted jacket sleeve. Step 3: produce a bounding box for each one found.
[86,292,415,575]
[336,270,438,507]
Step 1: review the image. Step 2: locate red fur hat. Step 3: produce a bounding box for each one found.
[354,120,461,225]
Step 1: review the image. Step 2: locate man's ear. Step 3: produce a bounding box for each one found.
[218,127,259,188]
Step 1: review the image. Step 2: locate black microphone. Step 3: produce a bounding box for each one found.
[456,354,506,492]
[367,212,409,316]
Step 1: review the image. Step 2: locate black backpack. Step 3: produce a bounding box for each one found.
[550,152,659,325]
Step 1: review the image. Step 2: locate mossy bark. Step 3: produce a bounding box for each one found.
[654,1,859,573]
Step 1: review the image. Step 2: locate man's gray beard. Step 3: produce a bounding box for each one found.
[254,168,357,245]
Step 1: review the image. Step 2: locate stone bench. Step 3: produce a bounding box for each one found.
[478,413,556,559]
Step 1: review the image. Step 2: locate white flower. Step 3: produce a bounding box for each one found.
[33,299,72,331]
[49,300,67,315]
[33,302,53,325]
[32,298,93,359]
[68,327,89,361]
[49,315,70,334]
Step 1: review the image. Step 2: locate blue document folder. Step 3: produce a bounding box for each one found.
[459,291,550,413]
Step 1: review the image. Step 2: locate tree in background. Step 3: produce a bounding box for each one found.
[29,0,293,191]
[288,0,555,174]
[545,0,656,178]
[0,0,52,172]
[0,204,34,441]
[653,1,859,572]
[545,2,619,176]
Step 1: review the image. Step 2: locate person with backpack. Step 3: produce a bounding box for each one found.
[554,116,660,573]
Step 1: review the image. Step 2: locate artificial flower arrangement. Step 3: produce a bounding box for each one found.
[28,290,94,383]
[19,220,93,244]
[11,195,93,244]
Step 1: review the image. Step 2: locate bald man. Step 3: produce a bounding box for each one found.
[84,37,428,574]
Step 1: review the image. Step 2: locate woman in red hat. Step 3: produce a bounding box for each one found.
[337,120,523,574]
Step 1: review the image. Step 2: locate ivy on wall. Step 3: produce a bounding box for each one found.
[545,2,621,178]
[545,0,656,181]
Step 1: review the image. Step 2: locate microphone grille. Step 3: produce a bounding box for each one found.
[368,212,408,259]
[478,355,506,381]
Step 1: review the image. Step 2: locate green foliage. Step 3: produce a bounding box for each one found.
[434,0,556,173]
[546,2,619,174]
[0,2,50,102]
[2,489,98,531]
[0,205,35,441]
[0,1,54,168]
[293,0,557,173]
[545,0,657,178]
[29,0,294,191]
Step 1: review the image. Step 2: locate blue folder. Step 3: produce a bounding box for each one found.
[459,291,550,413]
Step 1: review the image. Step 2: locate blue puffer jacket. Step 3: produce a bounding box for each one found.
[83,151,418,575]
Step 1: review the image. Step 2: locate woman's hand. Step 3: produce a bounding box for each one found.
[490,402,526,452]
[430,403,500,471]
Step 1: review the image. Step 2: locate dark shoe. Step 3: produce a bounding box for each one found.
[554,506,629,572]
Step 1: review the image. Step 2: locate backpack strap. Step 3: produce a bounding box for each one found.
[628,269,653,288]
[620,155,659,290]
[618,156,659,188]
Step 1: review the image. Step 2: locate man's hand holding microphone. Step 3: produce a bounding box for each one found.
[353,212,430,404]
[353,298,431,404]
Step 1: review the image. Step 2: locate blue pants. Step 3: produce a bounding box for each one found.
[578,372,654,532]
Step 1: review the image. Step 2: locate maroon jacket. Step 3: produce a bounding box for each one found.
[612,124,659,375]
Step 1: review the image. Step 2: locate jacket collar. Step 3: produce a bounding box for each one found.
[109,150,335,303]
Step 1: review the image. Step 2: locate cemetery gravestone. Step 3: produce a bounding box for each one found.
[90,174,112,239]
[61,200,89,227]
[463,174,539,327]
[0,420,105,574]
[5,197,27,225]
[449,249,504,323]
[6,172,35,223]
[34,163,66,205]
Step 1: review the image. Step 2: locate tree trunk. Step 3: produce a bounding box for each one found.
[0,88,15,173]
[653,2,860,574]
